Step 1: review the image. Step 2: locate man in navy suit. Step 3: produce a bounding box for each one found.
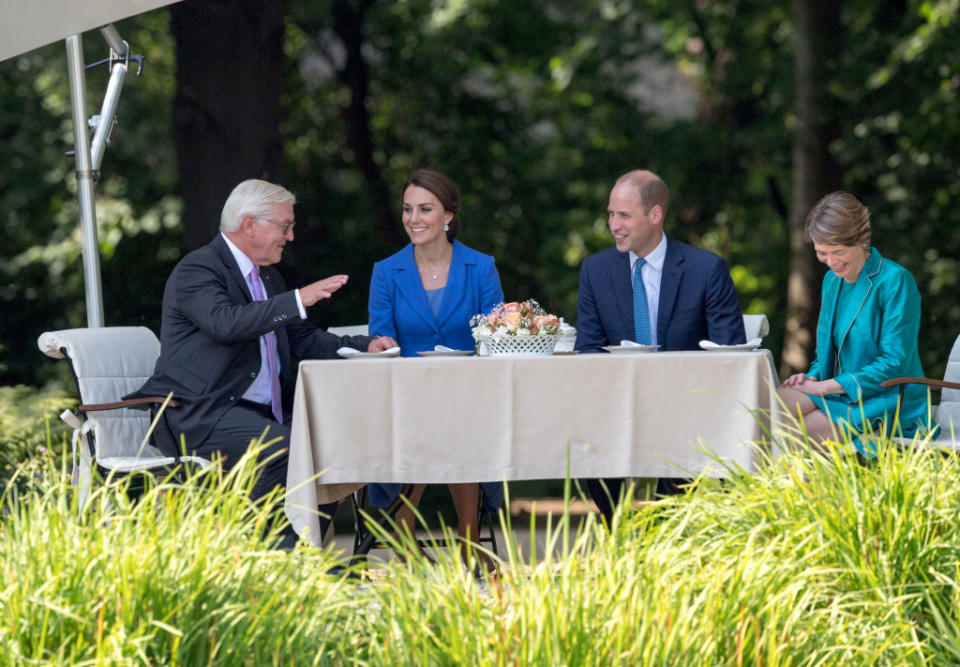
[129,179,398,544]
[574,169,745,523]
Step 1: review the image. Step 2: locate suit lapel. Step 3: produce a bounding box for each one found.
[657,237,683,343]
[608,251,634,336]
[394,245,439,332]
[835,248,882,360]
[213,234,255,302]
[436,241,470,328]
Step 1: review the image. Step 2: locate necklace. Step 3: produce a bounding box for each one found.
[432,273,438,280]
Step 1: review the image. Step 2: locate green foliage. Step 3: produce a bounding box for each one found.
[7,429,960,661]
[2,0,959,385]
[0,383,74,482]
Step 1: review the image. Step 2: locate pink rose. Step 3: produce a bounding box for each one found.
[503,311,522,330]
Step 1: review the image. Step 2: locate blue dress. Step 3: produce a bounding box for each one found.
[808,247,934,440]
[367,240,505,510]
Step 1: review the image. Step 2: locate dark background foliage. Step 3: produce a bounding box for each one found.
[2,0,958,391]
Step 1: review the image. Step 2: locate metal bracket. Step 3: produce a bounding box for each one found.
[75,169,100,182]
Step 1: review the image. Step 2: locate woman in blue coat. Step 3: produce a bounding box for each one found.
[778,191,934,447]
[368,169,504,561]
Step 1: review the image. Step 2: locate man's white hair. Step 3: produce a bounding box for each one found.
[220,179,296,232]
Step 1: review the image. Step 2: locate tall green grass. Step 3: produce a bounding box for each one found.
[3,431,960,664]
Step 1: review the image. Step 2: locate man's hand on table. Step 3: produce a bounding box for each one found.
[368,336,399,352]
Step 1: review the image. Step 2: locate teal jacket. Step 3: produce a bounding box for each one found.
[808,247,931,436]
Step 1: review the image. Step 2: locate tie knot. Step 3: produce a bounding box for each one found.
[634,258,646,275]
[249,265,260,281]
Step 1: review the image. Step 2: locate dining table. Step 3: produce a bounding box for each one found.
[285,349,781,545]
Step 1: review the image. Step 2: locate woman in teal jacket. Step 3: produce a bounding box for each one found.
[779,191,933,445]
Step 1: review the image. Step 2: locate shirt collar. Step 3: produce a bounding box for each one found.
[629,234,667,273]
[221,232,256,279]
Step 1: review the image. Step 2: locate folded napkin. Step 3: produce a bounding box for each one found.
[698,338,762,350]
[337,346,401,357]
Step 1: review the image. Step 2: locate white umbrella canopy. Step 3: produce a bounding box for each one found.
[2,0,181,327]
[0,0,180,63]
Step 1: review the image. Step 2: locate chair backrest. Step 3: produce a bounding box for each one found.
[935,333,960,435]
[327,324,368,337]
[38,327,165,460]
[742,314,770,341]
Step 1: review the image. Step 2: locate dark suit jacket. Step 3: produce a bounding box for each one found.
[574,236,745,352]
[368,240,503,356]
[128,234,372,455]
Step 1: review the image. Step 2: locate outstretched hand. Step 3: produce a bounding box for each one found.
[300,275,348,307]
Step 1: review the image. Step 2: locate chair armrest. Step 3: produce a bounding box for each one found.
[79,396,181,412]
[880,377,960,391]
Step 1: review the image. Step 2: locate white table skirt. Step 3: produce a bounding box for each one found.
[285,351,780,545]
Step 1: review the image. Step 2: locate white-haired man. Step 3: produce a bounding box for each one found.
[129,179,397,543]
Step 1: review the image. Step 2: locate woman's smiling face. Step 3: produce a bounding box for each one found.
[814,243,869,283]
[402,185,452,247]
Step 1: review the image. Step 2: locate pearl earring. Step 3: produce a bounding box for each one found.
[444,223,449,231]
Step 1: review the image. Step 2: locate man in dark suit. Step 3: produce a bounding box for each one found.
[129,179,397,541]
[575,169,745,523]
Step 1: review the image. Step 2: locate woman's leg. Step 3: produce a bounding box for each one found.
[448,482,493,571]
[393,483,428,546]
[776,386,839,444]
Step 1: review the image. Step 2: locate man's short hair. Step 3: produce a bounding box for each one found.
[220,179,296,232]
[616,170,669,218]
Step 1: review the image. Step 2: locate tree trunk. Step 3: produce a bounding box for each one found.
[331,0,404,250]
[170,0,285,251]
[781,0,843,377]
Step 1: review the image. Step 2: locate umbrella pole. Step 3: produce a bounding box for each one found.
[65,33,105,328]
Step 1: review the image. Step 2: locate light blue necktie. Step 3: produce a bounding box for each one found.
[633,258,651,344]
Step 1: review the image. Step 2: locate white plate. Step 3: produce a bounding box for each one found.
[699,338,762,352]
[337,346,402,359]
[417,349,474,357]
[602,344,659,354]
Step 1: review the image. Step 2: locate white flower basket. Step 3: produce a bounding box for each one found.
[476,334,560,356]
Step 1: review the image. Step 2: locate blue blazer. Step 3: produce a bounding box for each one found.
[808,247,931,436]
[574,236,745,352]
[368,240,504,356]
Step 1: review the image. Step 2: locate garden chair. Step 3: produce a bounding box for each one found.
[742,314,770,342]
[880,332,960,450]
[38,327,209,508]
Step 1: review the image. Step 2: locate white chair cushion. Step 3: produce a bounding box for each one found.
[38,327,165,459]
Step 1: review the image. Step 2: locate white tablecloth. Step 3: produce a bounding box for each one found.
[285,351,779,544]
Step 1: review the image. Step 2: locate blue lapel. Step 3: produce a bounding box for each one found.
[436,241,472,328]
[657,236,683,343]
[393,244,439,332]
[608,251,634,335]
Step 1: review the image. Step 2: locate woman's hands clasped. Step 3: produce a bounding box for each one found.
[780,374,842,396]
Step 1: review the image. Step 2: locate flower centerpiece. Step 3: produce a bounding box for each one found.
[470,299,562,356]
